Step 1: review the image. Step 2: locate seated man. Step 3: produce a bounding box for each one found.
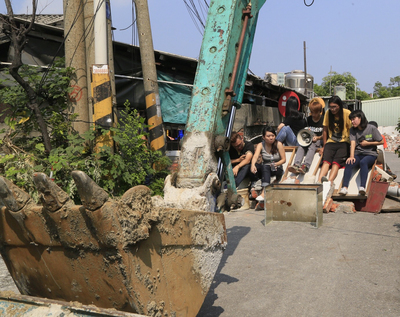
[229,132,256,188]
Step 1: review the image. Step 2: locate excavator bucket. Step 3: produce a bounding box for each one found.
[0,172,227,316]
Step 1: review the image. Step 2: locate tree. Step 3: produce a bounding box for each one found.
[1,0,54,153]
[313,83,326,97]
[313,71,371,101]
[0,2,170,199]
[373,76,400,98]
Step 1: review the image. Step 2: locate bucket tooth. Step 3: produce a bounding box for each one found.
[33,173,70,212]
[0,176,31,212]
[118,185,159,246]
[71,170,109,211]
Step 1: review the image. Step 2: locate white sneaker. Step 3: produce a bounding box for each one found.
[359,187,366,195]
[256,195,264,201]
[339,187,348,196]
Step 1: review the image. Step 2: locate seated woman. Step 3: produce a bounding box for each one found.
[339,110,384,196]
[251,126,286,201]
[288,97,325,174]
[276,96,307,146]
[317,95,352,185]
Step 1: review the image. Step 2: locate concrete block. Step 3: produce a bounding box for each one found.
[334,201,356,214]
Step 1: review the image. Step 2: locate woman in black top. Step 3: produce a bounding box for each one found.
[276,96,306,146]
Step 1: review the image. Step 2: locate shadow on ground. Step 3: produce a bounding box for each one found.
[197,225,250,317]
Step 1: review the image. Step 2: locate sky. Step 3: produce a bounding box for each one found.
[2,0,400,93]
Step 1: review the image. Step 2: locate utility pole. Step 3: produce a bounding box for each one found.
[91,0,114,151]
[303,41,307,99]
[135,0,166,154]
[64,0,89,134]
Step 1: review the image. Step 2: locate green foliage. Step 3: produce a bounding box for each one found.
[0,105,170,203]
[0,60,170,201]
[373,76,400,98]
[314,71,371,101]
[0,58,74,147]
[313,83,326,97]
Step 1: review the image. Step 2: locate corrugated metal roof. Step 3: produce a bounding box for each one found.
[12,14,64,28]
[362,97,400,127]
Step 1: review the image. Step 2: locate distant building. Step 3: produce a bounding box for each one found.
[361,97,400,152]
[265,70,314,99]
[362,97,400,127]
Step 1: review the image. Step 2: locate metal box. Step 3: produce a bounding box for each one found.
[265,184,323,228]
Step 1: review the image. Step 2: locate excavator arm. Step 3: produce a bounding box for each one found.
[165,0,266,211]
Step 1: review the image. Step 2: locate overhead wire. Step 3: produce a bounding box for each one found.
[183,0,206,35]
[304,0,315,7]
[37,0,85,96]
[38,0,101,94]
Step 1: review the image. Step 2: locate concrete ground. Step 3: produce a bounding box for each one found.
[385,152,400,180]
[1,154,399,316]
[197,209,400,317]
[197,152,400,317]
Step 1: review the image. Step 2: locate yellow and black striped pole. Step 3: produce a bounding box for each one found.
[91,64,113,151]
[145,91,166,152]
[135,0,166,154]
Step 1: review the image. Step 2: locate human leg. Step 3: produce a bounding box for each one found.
[272,166,284,182]
[303,140,321,169]
[328,163,340,183]
[341,157,360,188]
[329,142,350,183]
[256,164,272,201]
[293,146,306,166]
[261,164,272,186]
[358,155,377,187]
[289,146,305,174]
[235,164,250,188]
[318,143,336,182]
[250,163,262,190]
[276,126,299,146]
[261,164,271,187]
[318,162,330,183]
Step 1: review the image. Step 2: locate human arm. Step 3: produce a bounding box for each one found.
[346,140,356,164]
[232,151,253,176]
[359,139,384,147]
[231,155,246,164]
[318,126,328,155]
[312,134,323,142]
[360,126,384,147]
[274,141,286,167]
[251,143,262,173]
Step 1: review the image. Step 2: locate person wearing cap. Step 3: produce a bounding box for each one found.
[288,97,325,174]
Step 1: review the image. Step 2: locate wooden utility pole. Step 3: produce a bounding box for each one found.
[135,0,166,153]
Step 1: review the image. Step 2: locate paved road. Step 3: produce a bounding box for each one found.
[197,209,400,317]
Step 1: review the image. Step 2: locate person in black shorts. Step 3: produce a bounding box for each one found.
[317,96,352,184]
